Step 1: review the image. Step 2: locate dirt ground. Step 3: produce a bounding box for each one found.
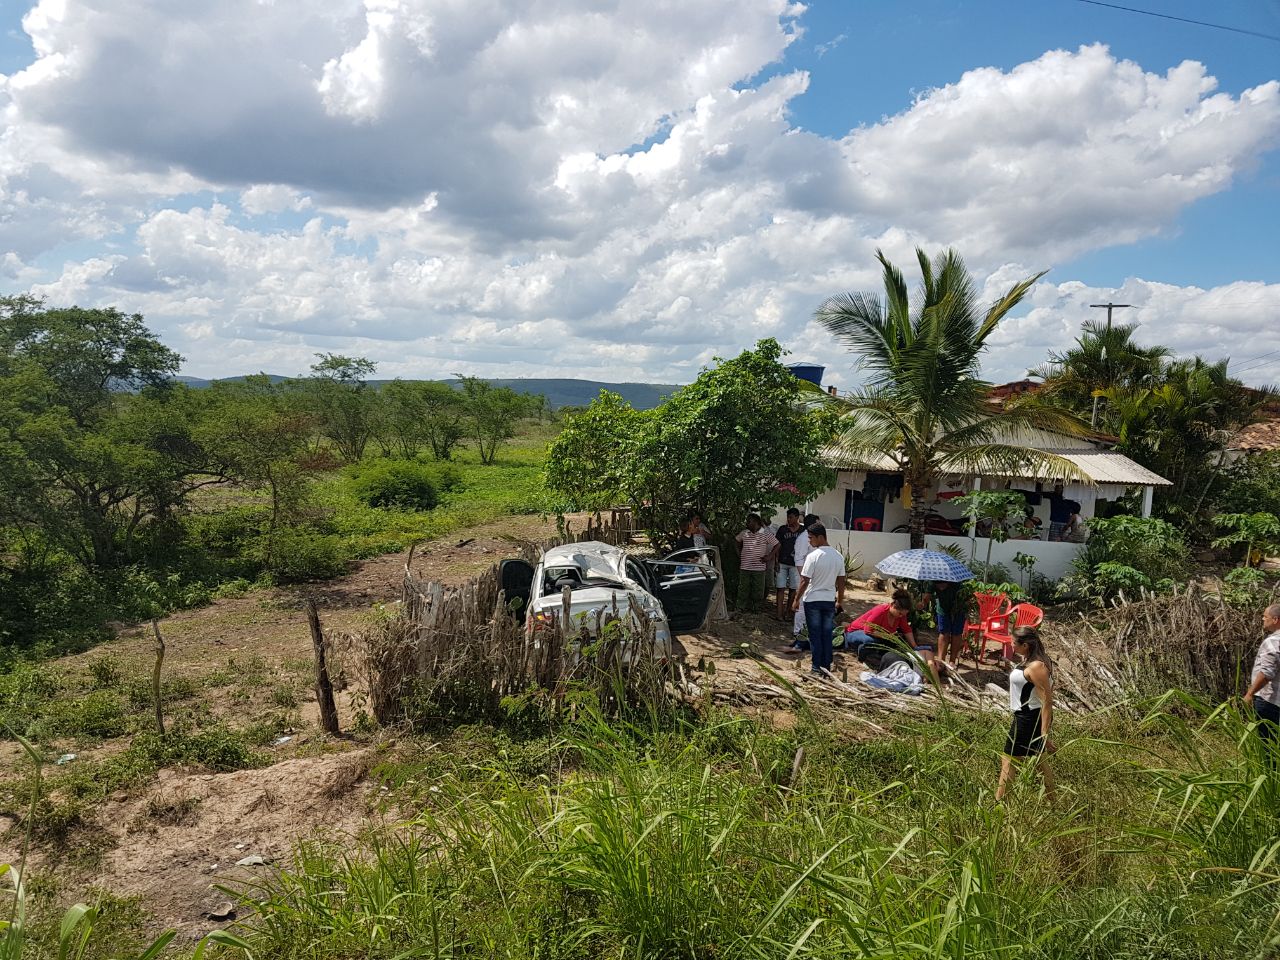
[2,516,1016,940]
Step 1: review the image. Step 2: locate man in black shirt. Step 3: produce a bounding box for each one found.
[774,508,803,620]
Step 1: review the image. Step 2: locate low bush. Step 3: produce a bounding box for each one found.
[347,459,450,510]
[262,528,348,583]
[1063,515,1190,601]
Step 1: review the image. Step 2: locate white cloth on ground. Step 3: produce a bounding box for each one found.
[860,660,924,695]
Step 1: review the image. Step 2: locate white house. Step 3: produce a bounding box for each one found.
[802,427,1171,581]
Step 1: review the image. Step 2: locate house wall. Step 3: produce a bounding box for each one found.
[809,471,1134,533]
[827,530,1083,582]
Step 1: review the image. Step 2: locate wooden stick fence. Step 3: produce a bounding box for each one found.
[356,517,673,726]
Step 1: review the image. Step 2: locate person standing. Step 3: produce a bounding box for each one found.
[925,580,968,666]
[791,523,846,675]
[997,626,1055,801]
[688,511,712,549]
[774,508,803,620]
[1244,603,1280,742]
[782,513,820,651]
[734,514,778,613]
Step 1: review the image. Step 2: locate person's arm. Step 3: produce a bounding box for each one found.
[835,575,846,609]
[792,576,810,611]
[1028,661,1053,742]
[735,529,745,545]
[898,610,914,642]
[1245,642,1278,704]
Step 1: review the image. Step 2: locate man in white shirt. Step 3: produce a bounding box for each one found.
[791,523,847,675]
[1244,603,1280,743]
[784,513,818,649]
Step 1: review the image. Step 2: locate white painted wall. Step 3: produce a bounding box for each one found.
[828,530,1083,582]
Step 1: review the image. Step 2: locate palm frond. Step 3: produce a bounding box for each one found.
[939,443,1091,484]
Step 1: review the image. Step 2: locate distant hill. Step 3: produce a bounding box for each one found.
[172,375,680,410]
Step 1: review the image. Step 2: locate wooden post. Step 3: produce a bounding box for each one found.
[306,597,340,735]
[150,619,166,736]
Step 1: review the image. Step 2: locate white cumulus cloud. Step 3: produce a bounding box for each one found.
[0,0,1276,389]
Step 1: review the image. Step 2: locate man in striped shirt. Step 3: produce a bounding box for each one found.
[734,514,779,613]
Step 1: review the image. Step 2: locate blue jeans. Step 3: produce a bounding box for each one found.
[805,601,836,672]
[1256,697,1279,742]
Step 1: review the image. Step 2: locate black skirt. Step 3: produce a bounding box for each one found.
[1004,708,1045,757]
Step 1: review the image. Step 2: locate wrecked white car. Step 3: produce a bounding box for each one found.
[499,541,719,658]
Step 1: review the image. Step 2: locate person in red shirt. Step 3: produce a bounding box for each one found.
[845,589,939,680]
[846,589,914,647]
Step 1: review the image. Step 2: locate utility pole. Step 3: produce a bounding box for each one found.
[1087,302,1132,427]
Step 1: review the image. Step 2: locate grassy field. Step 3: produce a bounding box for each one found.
[306,427,558,560]
[187,701,1280,958]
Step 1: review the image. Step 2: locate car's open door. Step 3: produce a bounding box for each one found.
[644,549,719,634]
[498,558,534,621]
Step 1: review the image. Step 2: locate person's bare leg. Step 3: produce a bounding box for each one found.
[1036,757,1055,801]
[775,583,786,619]
[996,756,1016,800]
[948,633,962,667]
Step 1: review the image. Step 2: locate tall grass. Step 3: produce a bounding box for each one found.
[222,699,1280,959]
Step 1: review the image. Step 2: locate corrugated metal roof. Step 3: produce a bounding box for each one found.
[1008,449,1171,486]
[822,447,1171,486]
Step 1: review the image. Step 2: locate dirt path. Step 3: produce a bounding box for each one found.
[2,513,580,941]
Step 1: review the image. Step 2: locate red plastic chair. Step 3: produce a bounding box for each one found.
[980,602,1045,661]
[962,593,1008,660]
[852,517,881,532]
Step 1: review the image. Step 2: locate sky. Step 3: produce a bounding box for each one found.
[1,0,1279,388]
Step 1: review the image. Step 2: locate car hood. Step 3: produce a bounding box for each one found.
[530,584,663,625]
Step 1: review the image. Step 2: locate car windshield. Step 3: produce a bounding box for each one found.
[542,565,627,594]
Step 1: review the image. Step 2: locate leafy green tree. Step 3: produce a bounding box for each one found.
[1099,358,1270,516]
[0,296,181,426]
[545,391,652,511]
[376,380,469,460]
[197,376,316,565]
[1031,319,1168,428]
[953,490,1025,566]
[306,353,378,462]
[0,299,224,570]
[457,376,538,465]
[815,248,1089,549]
[547,340,835,547]
[1212,512,1280,568]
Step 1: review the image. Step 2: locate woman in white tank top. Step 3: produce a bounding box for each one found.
[997,626,1055,801]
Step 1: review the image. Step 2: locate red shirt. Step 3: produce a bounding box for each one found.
[850,602,913,638]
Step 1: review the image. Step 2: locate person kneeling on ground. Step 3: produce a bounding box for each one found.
[844,589,940,682]
[790,523,846,676]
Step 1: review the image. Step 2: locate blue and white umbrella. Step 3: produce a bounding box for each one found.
[875,549,973,583]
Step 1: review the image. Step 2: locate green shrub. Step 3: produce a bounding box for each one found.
[130,727,267,772]
[347,459,443,510]
[1064,515,1190,601]
[263,528,348,582]
[0,661,62,736]
[86,655,124,690]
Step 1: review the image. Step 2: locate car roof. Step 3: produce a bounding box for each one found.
[540,540,629,578]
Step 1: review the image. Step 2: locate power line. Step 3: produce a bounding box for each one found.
[1073,0,1280,43]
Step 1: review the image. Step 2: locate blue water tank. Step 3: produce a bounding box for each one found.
[787,363,824,386]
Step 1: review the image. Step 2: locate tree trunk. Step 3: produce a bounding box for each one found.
[306,598,340,735]
[150,619,166,736]
[907,473,931,550]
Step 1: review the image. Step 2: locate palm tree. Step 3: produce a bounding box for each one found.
[1030,319,1168,428]
[816,248,1089,549]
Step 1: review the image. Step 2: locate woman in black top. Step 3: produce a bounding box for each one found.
[996,626,1055,801]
